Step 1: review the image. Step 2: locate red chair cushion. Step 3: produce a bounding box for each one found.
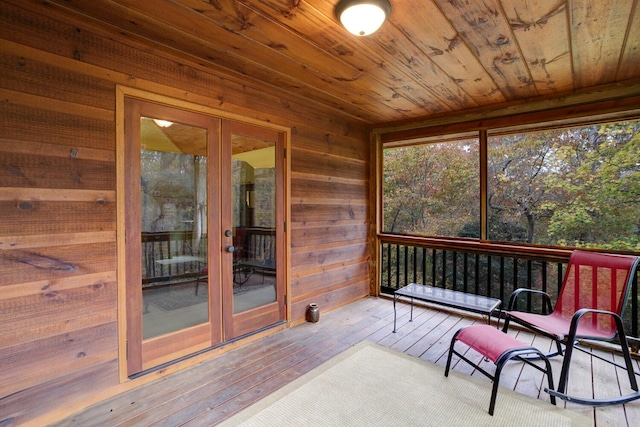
[456,325,530,363]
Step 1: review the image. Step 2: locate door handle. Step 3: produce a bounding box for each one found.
[225,245,235,253]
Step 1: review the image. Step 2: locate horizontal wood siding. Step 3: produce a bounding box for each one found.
[0,0,370,424]
[290,126,370,317]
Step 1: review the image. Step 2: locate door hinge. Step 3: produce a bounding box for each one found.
[284,148,287,159]
[126,340,128,360]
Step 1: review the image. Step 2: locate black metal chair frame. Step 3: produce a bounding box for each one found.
[502,252,640,406]
[445,325,556,416]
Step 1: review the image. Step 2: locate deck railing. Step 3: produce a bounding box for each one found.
[379,235,640,342]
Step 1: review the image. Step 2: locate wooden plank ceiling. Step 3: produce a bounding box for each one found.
[47,0,640,125]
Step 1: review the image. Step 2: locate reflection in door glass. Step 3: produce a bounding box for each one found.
[140,117,209,339]
[232,142,277,313]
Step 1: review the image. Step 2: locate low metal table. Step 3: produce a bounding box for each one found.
[393,283,502,332]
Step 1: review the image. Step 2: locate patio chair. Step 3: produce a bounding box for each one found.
[502,250,640,406]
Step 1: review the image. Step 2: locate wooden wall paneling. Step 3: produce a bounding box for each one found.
[0,0,368,132]
[0,4,370,159]
[0,270,115,299]
[290,274,370,321]
[0,101,113,150]
[288,123,370,316]
[0,1,371,424]
[291,251,368,304]
[292,148,367,182]
[290,223,368,248]
[291,243,369,277]
[0,281,116,350]
[0,139,114,163]
[292,256,369,289]
[291,128,368,161]
[0,360,119,425]
[0,242,116,286]
[0,153,114,190]
[0,52,116,110]
[0,200,114,235]
[0,321,117,398]
[291,202,367,224]
[290,177,368,201]
[0,277,116,343]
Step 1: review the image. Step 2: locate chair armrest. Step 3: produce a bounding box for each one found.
[507,288,553,314]
[568,308,625,341]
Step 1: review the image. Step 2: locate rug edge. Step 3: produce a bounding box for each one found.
[217,340,593,426]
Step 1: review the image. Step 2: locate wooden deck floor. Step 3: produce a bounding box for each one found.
[53,297,640,426]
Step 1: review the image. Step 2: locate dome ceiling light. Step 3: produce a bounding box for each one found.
[335,0,392,36]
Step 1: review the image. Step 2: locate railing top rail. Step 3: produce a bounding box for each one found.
[378,233,571,263]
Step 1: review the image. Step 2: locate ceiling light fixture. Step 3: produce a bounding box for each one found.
[335,0,391,36]
[153,119,173,128]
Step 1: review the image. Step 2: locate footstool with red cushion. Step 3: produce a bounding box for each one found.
[444,324,556,415]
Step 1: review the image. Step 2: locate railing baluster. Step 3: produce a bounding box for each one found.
[463,253,469,293]
[420,248,427,284]
[412,246,418,283]
[487,255,492,298]
[431,249,436,287]
[526,259,532,312]
[542,261,548,295]
[385,243,391,292]
[377,238,638,340]
[474,253,480,295]
[441,250,447,289]
[499,257,505,304]
[452,252,457,291]
[395,244,400,290]
[513,257,519,300]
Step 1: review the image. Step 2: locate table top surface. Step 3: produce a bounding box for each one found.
[395,283,501,313]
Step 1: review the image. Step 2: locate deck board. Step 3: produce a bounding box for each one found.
[52,297,640,426]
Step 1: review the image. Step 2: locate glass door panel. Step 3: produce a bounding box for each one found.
[222,121,285,339]
[124,97,221,376]
[231,145,277,313]
[140,118,209,339]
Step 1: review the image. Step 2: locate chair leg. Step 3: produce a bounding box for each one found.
[501,316,510,333]
[392,295,398,333]
[445,328,468,377]
[538,352,556,406]
[489,361,507,416]
[615,316,639,391]
[557,339,575,394]
[444,332,459,377]
[554,313,639,405]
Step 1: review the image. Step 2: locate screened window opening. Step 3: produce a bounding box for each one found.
[382,119,640,251]
[488,121,640,249]
[382,138,480,238]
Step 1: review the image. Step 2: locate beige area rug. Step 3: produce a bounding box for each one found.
[219,341,592,427]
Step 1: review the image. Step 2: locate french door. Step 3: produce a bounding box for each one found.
[122,96,285,376]
[221,121,286,339]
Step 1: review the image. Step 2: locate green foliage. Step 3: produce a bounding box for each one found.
[383,141,479,236]
[383,120,640,251]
